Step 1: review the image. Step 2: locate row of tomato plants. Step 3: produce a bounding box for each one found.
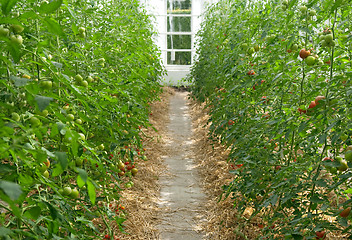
[189,0,351,239]
[0,0,164,239]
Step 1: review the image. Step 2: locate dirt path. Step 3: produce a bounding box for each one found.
[157,91,206,239]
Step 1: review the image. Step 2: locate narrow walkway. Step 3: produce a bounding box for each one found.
[158,91,206,240]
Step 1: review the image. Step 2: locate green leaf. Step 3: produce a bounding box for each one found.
[0,226,12,237]
[52,165,63,177]
[77,175,85,188]
[55,152,67,170]
[51,61,63,69]
[344,188,352,194]
[43,17,65,36]
[24,206,41,220]
[310,195,324,203]
[44,201,59,220]
[10,76,31,87]
[7,42,21,63]
[87,180,96,205]
[0,180,22,201]
[338,217,348,227]
[331,0,343,13]
[314,179,327,187]
[35,95,53,111]
[77,168,88,183]
[318,133,327,144]
[56,122,66,134]
[38,0,62,14]
[18,174,34,186]
[270,194,279,206]
[1,0,18,15]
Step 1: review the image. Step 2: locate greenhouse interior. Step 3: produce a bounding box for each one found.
[1,0,352,239]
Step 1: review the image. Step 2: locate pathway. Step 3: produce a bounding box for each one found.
[157,91,206,240]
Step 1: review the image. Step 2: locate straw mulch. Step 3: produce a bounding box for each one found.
[189,100,263,240]
[115,87,175,239]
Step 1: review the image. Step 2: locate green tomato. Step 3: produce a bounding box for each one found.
[98,144,105,150]
[69,188,79,199]
[75,119,83,124]
[78,133,85,141]
[40,110,49,117]
[40,80,53,90]
[336,156,343,163]
[67,114,75,121]
[10,35,23,45]
[78,27,86,33]
[309,9,316,16]
[345,150,352,162]
[338,159,348,172]
[291,44,298,51]
[75,74,83,82]
[75,158,84,166]
[0,26,10,36]
[87,76,94,83]
[305,56,316,66]
[38,163,48,173]
[325,34,333,43]
[43,170,49,178]
[63,186,72,196]
[81,80,88,87]
[11,112,20,121]
[299,5,307,13]
[29,116,41,127]
[11,24,24,33]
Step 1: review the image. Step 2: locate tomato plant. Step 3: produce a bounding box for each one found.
[189,0,352,239]
[0,0,164,239]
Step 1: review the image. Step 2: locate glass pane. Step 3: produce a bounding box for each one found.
[167,16,191,32]
[167,35,191,49]
[167,0,191,14]
[167,51,192,65]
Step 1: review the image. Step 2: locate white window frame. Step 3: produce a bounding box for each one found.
[163,1,194,66]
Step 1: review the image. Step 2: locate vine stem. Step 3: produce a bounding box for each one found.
[307,6,338,215]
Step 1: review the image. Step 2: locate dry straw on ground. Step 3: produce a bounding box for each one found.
[115,87,175,239]
[189,100,263,240]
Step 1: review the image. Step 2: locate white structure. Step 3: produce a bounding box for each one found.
[140,0,218,85]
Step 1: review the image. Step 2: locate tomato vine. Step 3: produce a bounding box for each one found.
[189,0,352,239]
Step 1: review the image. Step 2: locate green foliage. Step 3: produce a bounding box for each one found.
[0,0,164,239]
[189,0,352,238]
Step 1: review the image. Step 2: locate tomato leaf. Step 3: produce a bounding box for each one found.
[7,42,21,63]
[77,168,88,184]
[87,180,96,205]
[55,152,67,170]
[43,17,65,36]
[38,0,62,14]
[0,180,22,201]
[44,201,59,220]
[1,0,18,15]
[35,95,53,111]
[10,76,31,87]
[24,206,41,220]
[0,226,12,237]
